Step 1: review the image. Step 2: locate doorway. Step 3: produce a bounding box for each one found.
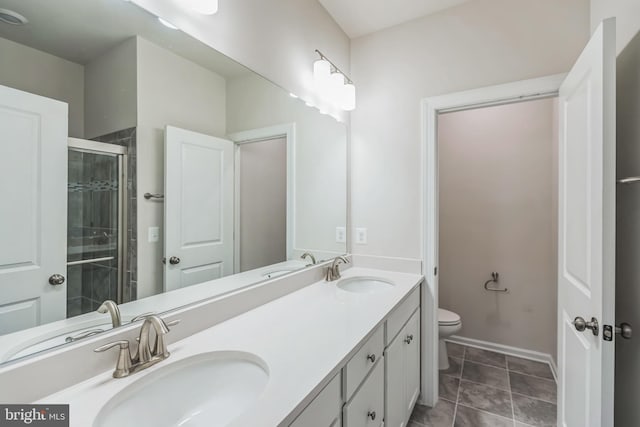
[67,138,127,316]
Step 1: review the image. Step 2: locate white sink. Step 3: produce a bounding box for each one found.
[337,276,395,293]
[94,351,269,427]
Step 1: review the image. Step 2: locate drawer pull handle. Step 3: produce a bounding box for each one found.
[404,334,414,344]
[367,411,376,421]
[367,353,376,363]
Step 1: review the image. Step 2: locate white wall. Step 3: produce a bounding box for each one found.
[438,98,558,358]
[591,0,640,54]
[84,38,137,139]
[350,0,590,260]
[226,73,348,258]
[0,37,85,138]
[136,37,227,298]
[130,0,350,119]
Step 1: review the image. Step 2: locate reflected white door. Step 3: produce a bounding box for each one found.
[0,85,67,334]
[557,18,616,427]
[164,126,234,291]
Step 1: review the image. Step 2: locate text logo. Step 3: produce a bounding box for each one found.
[0,405,68,427]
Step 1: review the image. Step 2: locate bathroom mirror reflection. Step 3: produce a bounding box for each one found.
[0,0,347,364]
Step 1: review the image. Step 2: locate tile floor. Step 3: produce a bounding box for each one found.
[409,342,557,427]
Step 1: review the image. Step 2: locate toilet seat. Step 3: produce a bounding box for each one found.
[438,308,461,326]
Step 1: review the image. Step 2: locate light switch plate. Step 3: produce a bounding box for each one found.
[148,226,160,243]
[355,227,367,245]
[335,227,346,243]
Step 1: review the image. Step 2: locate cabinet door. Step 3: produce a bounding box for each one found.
[384,335,406,427]
[344,360,384,427]
[404,310,421,415]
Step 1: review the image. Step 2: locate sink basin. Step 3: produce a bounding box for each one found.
[337,276,395,293]
[94,351,269,427]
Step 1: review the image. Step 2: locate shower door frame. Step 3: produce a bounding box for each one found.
[67,138,128,305]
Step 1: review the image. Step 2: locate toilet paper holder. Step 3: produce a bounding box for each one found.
[484,272,508,293]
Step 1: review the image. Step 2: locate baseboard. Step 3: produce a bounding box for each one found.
[447,335,558,382]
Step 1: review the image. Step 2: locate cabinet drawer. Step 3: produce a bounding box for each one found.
[386,286,420,346]
[291,373,342,427]
[344,326,384,399]
[344,359,384,427]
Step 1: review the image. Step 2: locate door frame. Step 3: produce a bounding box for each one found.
[419,74,566,406]
[227,123,296,274]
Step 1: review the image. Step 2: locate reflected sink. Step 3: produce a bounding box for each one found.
[337,276,395,293]
[94,351,269,427]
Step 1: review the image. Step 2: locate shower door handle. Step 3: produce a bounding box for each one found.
[49,274,66,286]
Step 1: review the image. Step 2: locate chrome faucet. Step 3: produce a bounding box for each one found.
[94,315,179,378]
[325,256,349,281]
[97,300,121,328]
[301,252,317,265]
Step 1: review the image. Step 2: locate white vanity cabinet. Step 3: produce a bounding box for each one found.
[383,283,421,427]
[290,285,421,427]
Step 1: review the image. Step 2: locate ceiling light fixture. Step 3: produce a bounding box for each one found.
[184,0,219,15]
[0,8,28,26]
[313,50,356,112]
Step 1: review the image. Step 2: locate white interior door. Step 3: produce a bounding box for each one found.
[0,85,67,334]
[557,18,616,427]
[164,126,234,291]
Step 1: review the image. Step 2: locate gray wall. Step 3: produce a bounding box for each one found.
[438,98,558,358]
[84,38,137,139]
[239,138,287,272]
[136,36,227,298]
[0,37,85,138]
[350,0,589,260]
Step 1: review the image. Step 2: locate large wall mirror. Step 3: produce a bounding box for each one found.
[0,0,347,364]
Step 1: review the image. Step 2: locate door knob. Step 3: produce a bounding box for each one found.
[616,323,632,339]
[48,274,65,286]
[573,316,599,336]
[169,256,180,265]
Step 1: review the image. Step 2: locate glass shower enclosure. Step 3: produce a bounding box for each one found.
[67,139,127,318]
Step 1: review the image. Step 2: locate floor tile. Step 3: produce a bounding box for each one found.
[507,356,554,380]
[439,374,460,402]
[457,380,513,419]
[512,393,557,426]
[441,356,462,378]
[462,360,509,390]
[454,404,513,427]
[510,372,557,403]
[410,400,456,427]
[446,341,465,358]
[465,347,507,368]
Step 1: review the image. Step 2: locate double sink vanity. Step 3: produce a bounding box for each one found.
[11,260,424,427]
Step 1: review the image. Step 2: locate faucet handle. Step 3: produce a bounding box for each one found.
[166,319,181,328]
[94,340,132,378]
[130,312,155,323]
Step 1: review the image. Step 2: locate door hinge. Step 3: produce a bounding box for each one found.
[434,267,438,276]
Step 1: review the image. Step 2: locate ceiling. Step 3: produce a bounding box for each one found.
[318,0,475,38]
[0,0,249,78]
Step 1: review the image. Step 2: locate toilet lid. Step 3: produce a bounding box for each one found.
[438,308,461,325]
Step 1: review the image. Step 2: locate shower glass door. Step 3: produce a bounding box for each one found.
[67,139,127,318]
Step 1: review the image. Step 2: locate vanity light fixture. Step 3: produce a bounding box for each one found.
[313,50,356,111]
[184,0,219,15]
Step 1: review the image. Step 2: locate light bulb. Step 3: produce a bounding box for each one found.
[184,0,219,15]
[342,83,356,111]
[313,59,331,93]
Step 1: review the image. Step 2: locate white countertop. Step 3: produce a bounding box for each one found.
[37,267,423,427]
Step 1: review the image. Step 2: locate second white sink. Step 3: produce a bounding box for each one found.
[337,276,395,293]
[94,351,269,427]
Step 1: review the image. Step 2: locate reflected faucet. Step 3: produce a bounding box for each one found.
[325,256,349,281]
[301,252,317,266]
[97,300,121,328]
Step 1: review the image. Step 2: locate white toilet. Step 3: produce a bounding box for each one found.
[438,308,462,370]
